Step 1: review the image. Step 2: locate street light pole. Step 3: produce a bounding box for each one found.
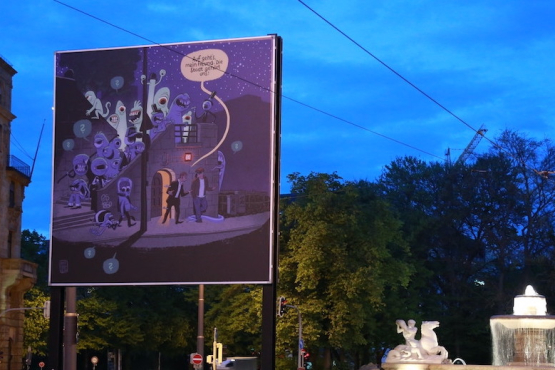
[285,304,304,369]
[297,308,303,369]
[0,302,50,317]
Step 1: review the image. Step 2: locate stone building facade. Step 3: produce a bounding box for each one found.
[0,55,37,370]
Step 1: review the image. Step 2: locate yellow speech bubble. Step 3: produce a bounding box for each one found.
[181,49,229,82]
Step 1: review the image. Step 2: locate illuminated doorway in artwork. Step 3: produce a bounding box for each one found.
[151,169,175,219]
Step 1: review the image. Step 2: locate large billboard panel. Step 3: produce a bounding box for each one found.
[49,35,280,285]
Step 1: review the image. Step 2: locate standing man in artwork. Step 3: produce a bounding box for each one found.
[162,172,189,224]
[191,167,213,223]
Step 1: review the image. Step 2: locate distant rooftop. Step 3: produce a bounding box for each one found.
[0,53,14,66]
[0,54,17,76]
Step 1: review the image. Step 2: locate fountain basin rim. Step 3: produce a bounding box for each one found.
[515,294,545,299]
[490,315,555,329]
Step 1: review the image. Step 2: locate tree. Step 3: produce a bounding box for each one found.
[22,230,50,358]
[23,287,50,356]
[375,131,555,364]
[378,156,508,363]
[204,285,263,357]
[77,286,196,370]
[489,130,555,287]
[20,229,49,291]
[279,172,414,369]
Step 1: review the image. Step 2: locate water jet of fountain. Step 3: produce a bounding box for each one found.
[452,358,467,365]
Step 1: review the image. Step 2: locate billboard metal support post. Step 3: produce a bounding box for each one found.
[47,287,64,370]
[63,287,77,370]
[197,284,204,358]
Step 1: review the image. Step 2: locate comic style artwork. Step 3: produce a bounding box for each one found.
[50,36,280,285]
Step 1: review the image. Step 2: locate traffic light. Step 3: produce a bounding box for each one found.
[216,342,223,364]
[301,348,310,368]
[278,296,287,317]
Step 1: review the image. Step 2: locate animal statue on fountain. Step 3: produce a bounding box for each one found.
[385,320,450,364]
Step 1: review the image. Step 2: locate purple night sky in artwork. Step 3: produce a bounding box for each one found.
[136,38,275,108]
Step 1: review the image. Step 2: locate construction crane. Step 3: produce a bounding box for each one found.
[455,124,487,164]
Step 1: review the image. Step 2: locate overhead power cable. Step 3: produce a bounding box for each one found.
[53,0,445,162]
[284,95,443,160]
[10,132,34,161]
[298,0,478,134]
[297,0,545,175]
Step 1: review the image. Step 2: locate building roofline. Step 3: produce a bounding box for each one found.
[0,55,17,76]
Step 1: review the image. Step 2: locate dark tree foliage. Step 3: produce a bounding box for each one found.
[77,285,198,370]
[21,229,49,292]
[22,230,50,358]
[377,155,520,363]
[279,172,414,370]
[203,284,263,357]
[375,130,555,364]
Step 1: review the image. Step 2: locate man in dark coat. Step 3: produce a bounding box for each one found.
[162,172,189,224]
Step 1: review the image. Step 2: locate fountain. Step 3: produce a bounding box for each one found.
[380,285,555,370]
[490,285,555,366]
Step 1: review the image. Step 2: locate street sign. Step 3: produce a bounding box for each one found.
[91,356,99,365]
[38,362,45,369]
[191,353,203,365]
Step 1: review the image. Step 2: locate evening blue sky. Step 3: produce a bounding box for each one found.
[3,0,555,238]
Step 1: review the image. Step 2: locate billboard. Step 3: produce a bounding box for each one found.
[49,35,281,285]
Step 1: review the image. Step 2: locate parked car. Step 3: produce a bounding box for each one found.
[216,357,257,370]
[217,359,234,368]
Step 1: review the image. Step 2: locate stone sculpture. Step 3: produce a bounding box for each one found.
[385,320,450,364]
